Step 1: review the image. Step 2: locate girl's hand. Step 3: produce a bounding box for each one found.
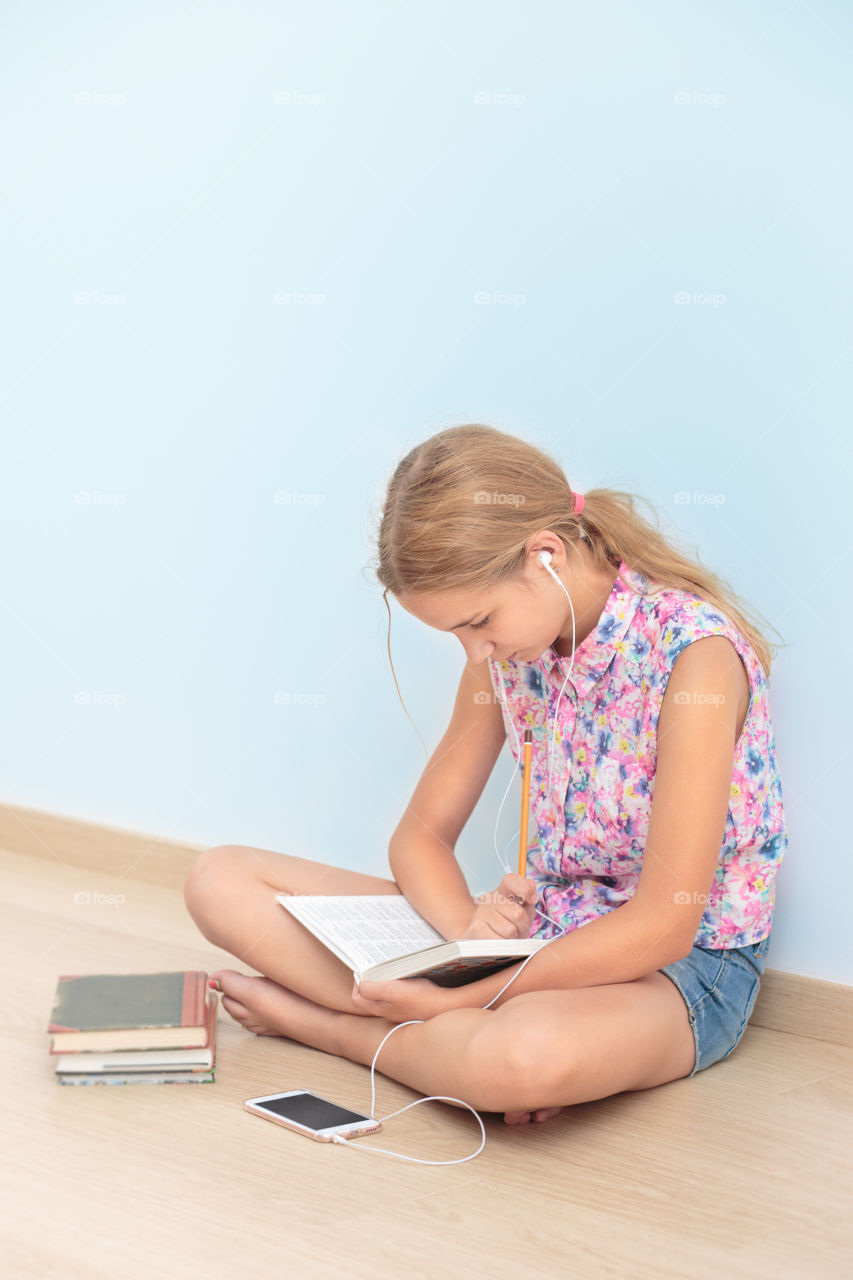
[462,873,538,940]
[351,975,466,1023]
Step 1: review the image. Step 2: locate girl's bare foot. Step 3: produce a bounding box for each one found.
[210,969,342,1053]
[503,1107,563,1125]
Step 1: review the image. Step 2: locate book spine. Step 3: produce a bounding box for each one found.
[183,970,207,1029]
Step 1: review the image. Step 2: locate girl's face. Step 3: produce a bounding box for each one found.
[397,539,574,666]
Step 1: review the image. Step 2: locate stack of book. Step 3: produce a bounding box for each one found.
[47,970,217,1085]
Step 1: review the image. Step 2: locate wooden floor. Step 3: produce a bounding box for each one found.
[3,804,852,1279]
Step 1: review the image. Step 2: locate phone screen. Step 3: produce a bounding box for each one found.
[253,1092,371,1129]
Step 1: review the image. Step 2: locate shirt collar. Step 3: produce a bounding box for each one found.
[531,561,650,698]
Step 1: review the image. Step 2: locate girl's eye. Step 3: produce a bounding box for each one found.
[471,615,491,631]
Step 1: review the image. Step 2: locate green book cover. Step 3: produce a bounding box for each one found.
[48,971,208,1034]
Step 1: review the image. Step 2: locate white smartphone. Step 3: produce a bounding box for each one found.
[244,1089,382,1142]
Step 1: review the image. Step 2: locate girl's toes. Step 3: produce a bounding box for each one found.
[209,968,252,1000]
[504,1106,563,1125]
[220,994,251,1024]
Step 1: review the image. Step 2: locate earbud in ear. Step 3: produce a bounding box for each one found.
[538,550,553,567]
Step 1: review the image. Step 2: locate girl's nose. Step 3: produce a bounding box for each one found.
[459,637,494,664]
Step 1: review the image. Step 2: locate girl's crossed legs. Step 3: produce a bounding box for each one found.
[183,845,696,1122]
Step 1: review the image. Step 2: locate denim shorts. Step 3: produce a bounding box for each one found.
[658,933,772,1077]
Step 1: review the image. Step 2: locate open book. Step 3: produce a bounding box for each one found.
[276,894,548,986]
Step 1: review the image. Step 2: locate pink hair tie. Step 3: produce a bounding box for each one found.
[572,491,585,515]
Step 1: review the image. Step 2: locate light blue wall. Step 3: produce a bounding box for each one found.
[5,2,850,983]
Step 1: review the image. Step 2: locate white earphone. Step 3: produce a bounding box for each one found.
[537,548,576,791]
[494,544,579,800]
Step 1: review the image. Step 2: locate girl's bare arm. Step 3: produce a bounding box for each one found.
[388,659,507,937]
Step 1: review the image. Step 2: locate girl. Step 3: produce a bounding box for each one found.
[185,423,787,1125]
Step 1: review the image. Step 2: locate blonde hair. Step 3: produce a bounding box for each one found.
[370,423,786,679]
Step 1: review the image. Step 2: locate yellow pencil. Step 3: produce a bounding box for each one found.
[518,729,533,878]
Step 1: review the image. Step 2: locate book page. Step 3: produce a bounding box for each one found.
[279,896,446,970]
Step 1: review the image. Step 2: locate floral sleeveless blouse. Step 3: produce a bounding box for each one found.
[487,561,787,949]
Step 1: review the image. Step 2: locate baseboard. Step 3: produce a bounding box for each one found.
[0,801,202,892]
[750,969,853,1049]
[3,802,850,1049]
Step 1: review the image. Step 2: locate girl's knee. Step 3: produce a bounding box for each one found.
[464,1012,574,1109]
[183,845,245,920]
[457,1018,539,1111]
